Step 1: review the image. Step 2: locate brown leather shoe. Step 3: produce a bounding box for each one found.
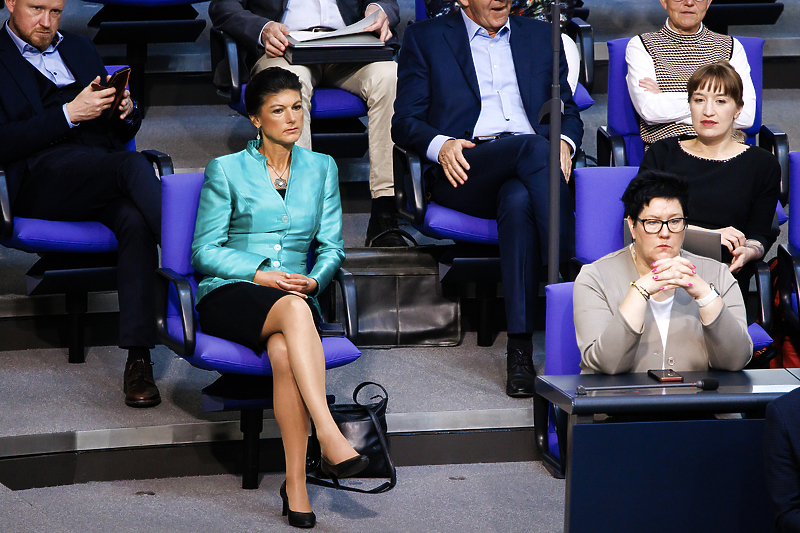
[123,359,161,408]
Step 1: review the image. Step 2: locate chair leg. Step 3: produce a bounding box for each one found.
[240,408,264,489]
[476,283,496,347]
[65,292,88,364]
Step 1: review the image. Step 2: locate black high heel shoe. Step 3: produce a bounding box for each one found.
[280,481,316,529]
[320,454,369,480]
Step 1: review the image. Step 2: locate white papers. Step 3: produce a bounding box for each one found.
[288,11,380,43]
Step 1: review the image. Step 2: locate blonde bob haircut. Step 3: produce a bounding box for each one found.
[686,61,745,108]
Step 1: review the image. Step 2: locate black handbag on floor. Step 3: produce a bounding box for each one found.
[307,382,396,493]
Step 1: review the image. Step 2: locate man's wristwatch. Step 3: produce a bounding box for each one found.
[696,283,720,307]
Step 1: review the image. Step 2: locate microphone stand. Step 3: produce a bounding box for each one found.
[546,1,563,285]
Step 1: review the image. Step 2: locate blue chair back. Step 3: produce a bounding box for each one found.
[606,36,765,167]
[574,166,639,263]
[789,152,800,249]
[544,282,580,375]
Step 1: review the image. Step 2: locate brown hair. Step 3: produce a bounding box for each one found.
[686,61,744,108]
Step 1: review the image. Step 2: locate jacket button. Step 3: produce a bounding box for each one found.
[274,244,281,251]
[282,216,289,223]
[273,261,281,268]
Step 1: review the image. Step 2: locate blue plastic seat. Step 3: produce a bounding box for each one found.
[154,172,362,488]
[0,66,172,363]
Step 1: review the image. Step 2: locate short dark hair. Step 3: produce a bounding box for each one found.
[244,67,303,117]
[621,170,689,221]
[686,61,744,108]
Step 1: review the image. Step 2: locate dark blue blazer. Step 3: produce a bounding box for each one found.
[391,11,583,158]
[765,387,800,532]
[0,28,140,205]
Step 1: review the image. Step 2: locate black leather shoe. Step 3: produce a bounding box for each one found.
[320,454,369,480]
[123,359,161,408]
[280,481,316,529]
[365,213,410,247]
[506,347,537,398]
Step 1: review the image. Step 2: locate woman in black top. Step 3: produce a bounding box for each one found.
[639,61,780,275]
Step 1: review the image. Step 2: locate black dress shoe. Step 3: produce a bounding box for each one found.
[506,347,537,398]
[320,454,369,480]
[365,213,412,247]
[280,481,316,529]
[123,359,161,408]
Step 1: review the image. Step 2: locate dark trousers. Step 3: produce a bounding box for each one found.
[430,134,574,334]
[14,143,161,348]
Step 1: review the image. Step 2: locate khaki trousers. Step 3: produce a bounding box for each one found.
[252,56,397,199]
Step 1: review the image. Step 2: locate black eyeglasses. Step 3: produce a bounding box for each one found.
[636,217,687,234]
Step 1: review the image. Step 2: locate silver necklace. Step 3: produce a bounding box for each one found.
[267,154,291,190]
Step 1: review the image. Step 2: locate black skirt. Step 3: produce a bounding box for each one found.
[196,282,320,353]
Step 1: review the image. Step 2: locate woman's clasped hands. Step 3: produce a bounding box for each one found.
[636,256,711,300]
[254,270,318,298]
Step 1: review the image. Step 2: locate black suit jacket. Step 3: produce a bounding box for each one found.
[0,28,141,205]
[391,12,583,158]
[209,0,400,57]
[765,387,800,532]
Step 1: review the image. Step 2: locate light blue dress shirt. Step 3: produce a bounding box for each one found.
[425,10,576,163]
[4,23,77,127]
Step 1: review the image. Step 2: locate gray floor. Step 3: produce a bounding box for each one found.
[0,329,536,437]
[0,462,565,533]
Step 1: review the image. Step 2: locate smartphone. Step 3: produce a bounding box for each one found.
[90,67,131,118]
[647,369,684,383]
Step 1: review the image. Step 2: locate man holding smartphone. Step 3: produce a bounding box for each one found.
[0,0,162,407]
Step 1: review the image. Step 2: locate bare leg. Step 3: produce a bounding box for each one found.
[260,296,358,465]
[267,333,312,513]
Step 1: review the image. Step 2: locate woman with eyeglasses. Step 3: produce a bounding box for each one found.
[573,170,752,375]
[639,61,780,277]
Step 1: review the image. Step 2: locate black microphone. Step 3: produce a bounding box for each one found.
[576,378,719,395]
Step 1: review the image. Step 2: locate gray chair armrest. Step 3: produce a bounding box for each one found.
[754,259,772,331]
[566,17,594,93]
[210,27,244,104]
[332,267,359,342]
[597,125,628,167]
[758,124,789,206]
[0,165,12,239]
[393,144,427,225]
[141,150,174,177]
[155,267,196,356]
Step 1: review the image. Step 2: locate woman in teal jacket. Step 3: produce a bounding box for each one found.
[191,68,367,529]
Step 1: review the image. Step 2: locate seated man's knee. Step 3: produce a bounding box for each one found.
[363,61,397,100]
[117,151,156,183]
[497,180,533,220]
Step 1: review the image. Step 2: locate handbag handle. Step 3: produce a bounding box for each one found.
[353,381,388,407]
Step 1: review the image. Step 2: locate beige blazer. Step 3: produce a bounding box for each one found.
[574,248,752,374]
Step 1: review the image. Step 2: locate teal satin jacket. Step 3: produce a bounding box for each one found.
[191,140,344,308]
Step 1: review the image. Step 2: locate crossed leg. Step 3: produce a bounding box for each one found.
[261,295,359,512]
